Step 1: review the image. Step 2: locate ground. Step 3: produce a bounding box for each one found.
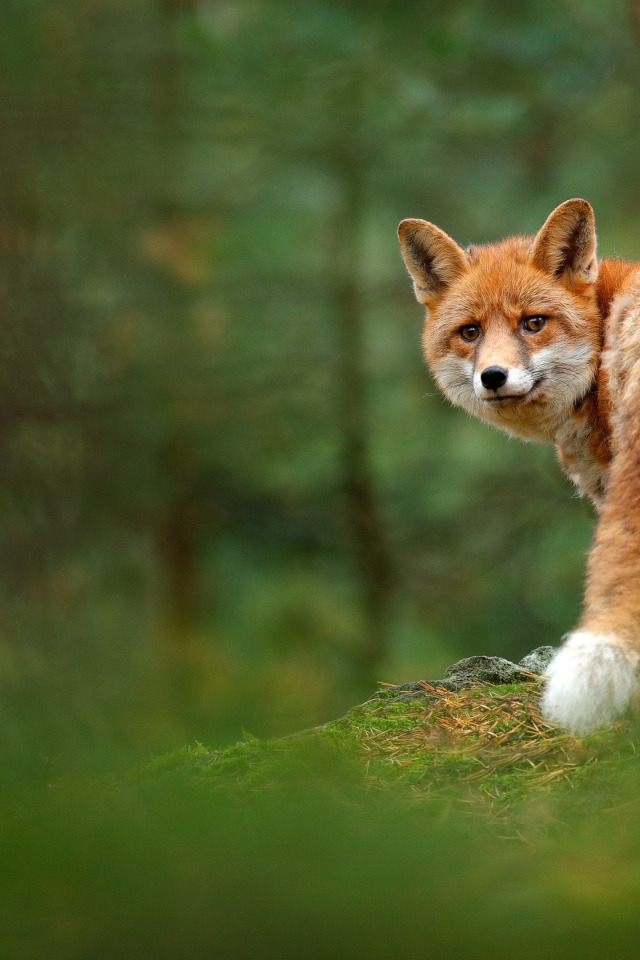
[148,652,638,837]
[6,653,640,959]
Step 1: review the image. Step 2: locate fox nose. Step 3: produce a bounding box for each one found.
[480,366,508,390]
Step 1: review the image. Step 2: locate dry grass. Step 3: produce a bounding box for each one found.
[354,681,631,813]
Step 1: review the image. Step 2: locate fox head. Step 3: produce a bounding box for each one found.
[398,199,602,442]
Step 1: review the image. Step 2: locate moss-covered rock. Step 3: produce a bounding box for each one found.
[141,648,636,831]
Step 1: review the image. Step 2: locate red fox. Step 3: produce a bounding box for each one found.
[398,199,640,733]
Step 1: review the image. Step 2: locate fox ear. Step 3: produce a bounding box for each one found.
[529,199,597,281]
[398,219,469,306]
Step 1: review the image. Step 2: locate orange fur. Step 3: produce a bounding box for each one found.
[398,199,640,731]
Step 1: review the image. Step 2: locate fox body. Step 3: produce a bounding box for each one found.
[398,199,640,732]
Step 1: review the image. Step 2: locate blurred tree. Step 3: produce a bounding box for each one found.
[325,72,395,673]
[4,0,640,755]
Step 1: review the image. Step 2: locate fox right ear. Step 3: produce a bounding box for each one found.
[398,219,469,306]
[529,199,597,281]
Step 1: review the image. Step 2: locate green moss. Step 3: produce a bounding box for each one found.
[132,681,638,831]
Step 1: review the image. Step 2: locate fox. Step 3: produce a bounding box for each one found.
[397,198,640,733]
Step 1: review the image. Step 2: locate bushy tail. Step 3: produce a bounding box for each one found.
[542,632,640,733]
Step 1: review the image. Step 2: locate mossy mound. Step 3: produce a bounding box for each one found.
[148,653,637,831]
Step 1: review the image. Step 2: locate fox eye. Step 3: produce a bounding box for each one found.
[522,315,547,333]
[460,324,480,342]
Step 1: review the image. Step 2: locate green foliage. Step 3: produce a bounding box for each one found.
[3,0,640,913]
[6,3,640,954]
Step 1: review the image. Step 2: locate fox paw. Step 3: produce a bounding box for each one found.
[541,632,640,733]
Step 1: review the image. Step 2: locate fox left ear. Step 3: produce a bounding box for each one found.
[529,199,597,281]
[397,219,469,306]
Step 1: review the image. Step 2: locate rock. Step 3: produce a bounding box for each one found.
[518,646,556,675]
[369,647,558,700]
[437,655,529,690]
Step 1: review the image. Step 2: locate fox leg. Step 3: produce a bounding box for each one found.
[543,312,640,732]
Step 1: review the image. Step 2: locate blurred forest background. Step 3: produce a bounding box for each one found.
[3,0,640,778]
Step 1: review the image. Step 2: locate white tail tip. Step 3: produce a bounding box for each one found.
[541,632,640,733]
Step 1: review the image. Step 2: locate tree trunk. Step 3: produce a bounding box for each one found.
[327,77,394,674]
[151,1,202,684]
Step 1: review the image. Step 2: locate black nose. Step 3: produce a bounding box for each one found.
[480,366,508,390]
